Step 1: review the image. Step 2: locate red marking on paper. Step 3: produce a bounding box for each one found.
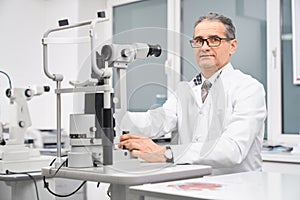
[168,182,222,191]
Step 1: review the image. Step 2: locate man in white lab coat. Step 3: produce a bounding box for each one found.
[117,12,267,175]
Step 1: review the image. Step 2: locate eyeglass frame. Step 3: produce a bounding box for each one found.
[189,36,235,48]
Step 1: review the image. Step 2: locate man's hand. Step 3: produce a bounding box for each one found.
[118,133,166,162]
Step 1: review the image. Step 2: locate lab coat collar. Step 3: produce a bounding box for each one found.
[218,62,234,79]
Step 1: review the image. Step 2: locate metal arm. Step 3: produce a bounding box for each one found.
[42,17,109,81]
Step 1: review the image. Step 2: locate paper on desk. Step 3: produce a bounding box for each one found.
[167,182,222,191]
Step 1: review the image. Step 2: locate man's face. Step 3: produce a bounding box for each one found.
[193,20,237,76]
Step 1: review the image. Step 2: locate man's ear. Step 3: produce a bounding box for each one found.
[229,39,237,55]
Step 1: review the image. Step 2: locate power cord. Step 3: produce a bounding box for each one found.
[43,158,87,198]
[0,70,12,89]
[107,184,112,197]
[43,176,86,198]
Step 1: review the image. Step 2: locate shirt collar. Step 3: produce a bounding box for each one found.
[192,62,232,86]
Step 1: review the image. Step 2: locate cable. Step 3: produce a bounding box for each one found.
[43,158,87,198]
[6,170,40,200]
[43,176,86,198]
[49,157,56,166]
[107,184,111,197]
[0,70,12,89]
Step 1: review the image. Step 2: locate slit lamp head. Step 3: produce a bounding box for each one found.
[100,43,162,67]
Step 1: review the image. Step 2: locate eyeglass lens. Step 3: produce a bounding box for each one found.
[193,37,221,47]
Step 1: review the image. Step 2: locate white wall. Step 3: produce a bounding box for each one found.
[0,0,107,131]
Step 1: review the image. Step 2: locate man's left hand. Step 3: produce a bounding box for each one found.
[118,133,166,162]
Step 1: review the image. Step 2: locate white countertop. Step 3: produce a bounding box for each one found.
[262,151,300,163]
[130,171,300,200]
[42,163,212,185]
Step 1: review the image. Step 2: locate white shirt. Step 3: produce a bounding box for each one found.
[117,63,267,175]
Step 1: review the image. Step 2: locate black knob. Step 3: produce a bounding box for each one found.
[97,11,106,18]
[58,19,69,27]
[5,89,11,98]
[19,121,25,128]
[44,86,50,92]
[24,89,32,97]
[121,49,130,57]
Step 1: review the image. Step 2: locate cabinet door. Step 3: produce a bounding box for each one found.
[263,161,300,174]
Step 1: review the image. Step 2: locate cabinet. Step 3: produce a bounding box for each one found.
[262,152,300,174]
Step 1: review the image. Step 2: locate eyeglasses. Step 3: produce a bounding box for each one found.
[189,36,234,48]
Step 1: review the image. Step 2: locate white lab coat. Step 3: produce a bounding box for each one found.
[117,63,267,175]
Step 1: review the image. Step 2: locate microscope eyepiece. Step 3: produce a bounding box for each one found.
[147,44,161,57]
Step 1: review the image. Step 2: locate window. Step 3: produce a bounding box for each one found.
[107,0,169,112]
[108,0,269,139]
[268,0,300,143]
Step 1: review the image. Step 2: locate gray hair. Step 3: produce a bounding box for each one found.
[194,12,236,39]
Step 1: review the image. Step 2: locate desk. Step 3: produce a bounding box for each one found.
[130,171,300,200]
[0,172,54,200]
[42,163,212,200]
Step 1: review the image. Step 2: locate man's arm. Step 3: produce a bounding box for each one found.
[116,91,179,138]
[171,81,267,167]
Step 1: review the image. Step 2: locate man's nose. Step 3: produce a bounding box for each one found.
[201,40,211,49]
